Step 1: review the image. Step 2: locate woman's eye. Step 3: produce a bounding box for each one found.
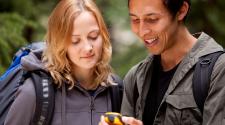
[89,34,99,40]
[72,40,80,45]
[90,36,98,40]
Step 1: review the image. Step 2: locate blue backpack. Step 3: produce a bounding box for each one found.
[0,42,55,125]
[0,42,123,125]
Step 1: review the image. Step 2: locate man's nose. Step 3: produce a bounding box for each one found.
[138,21,150,38]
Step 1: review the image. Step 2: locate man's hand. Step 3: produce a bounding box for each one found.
[121,116,143,125]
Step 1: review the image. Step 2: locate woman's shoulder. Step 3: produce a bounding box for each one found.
[104,73,123,87]
[4,78,36,125]
[16,78,36,101]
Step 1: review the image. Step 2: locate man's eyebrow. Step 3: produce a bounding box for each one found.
[145,13,158,16]
[129,13,137,17]
[129,13,158,17]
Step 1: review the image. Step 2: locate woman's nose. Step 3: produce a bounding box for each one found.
[84,41,93,52]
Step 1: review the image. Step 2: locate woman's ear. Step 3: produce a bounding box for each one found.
[177,1,189,21]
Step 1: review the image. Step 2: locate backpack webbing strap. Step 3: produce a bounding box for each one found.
[30,70,55,125]
[109,86,120,112]
[193,51,224,113]
[131,65,142,117]
[110,74,123,112]
[133,81,138,114]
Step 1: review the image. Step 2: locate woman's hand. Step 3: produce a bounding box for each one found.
[99,115,143,125]
[99,115,108,125]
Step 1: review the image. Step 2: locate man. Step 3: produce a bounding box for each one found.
[100,0,225,125]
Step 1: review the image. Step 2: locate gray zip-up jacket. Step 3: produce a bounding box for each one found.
[121,32,225,125]
[4,47,121,125]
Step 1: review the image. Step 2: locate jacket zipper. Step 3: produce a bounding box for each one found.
[89,87,105,125]
[90,97,95,125]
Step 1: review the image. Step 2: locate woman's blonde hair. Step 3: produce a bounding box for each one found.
[43,0,112,89]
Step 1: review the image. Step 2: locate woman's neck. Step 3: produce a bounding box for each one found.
[73,68,97,90]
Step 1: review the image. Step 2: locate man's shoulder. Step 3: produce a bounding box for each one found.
[125,55,153,80]
[212,52,225,72]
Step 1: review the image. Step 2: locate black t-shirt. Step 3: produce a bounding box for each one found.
[143,56,179,125]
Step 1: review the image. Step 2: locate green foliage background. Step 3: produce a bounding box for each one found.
[0,0,225,78]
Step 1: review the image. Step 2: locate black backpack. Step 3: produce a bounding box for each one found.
[0,42,123,125]
[132,50,225,114]
[110,74,124,113]
[192,50,225,113]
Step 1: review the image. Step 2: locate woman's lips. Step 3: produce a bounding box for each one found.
[81,54,94,59]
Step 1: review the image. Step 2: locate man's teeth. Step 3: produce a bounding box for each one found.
[146,38,157,44]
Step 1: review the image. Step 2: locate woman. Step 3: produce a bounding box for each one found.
[4,0,122,125]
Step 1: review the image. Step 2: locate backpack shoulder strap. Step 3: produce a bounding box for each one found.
[30,70,55,125]
[109,74,123,112]
[133,65,142,115]
[133,79,138,112]
[193,50,224,113]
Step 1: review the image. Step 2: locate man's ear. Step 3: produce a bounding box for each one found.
[177,1,189,21]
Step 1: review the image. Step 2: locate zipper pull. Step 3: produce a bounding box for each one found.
[90,98,95,110]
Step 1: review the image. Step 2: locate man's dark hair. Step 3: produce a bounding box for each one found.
[128,0,191,20]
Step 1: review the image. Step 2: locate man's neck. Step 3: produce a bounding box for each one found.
[160,27,197,71]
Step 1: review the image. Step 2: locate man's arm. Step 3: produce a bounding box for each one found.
[203,54,225,125]
[121,66,138,117]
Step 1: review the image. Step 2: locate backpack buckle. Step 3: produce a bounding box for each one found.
[200,58,211,65]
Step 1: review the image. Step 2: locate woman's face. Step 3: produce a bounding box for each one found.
[67,11,103,70]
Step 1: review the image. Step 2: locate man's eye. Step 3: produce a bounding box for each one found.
[131,19,140,24]
[146,18,158,23]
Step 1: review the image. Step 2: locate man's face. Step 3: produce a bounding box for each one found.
[129,0,179,55]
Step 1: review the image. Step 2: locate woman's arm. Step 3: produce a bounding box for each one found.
[4,78,36,125]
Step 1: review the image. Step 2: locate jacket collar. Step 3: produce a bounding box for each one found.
[166,32,223,95]
[136,32,223,105]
